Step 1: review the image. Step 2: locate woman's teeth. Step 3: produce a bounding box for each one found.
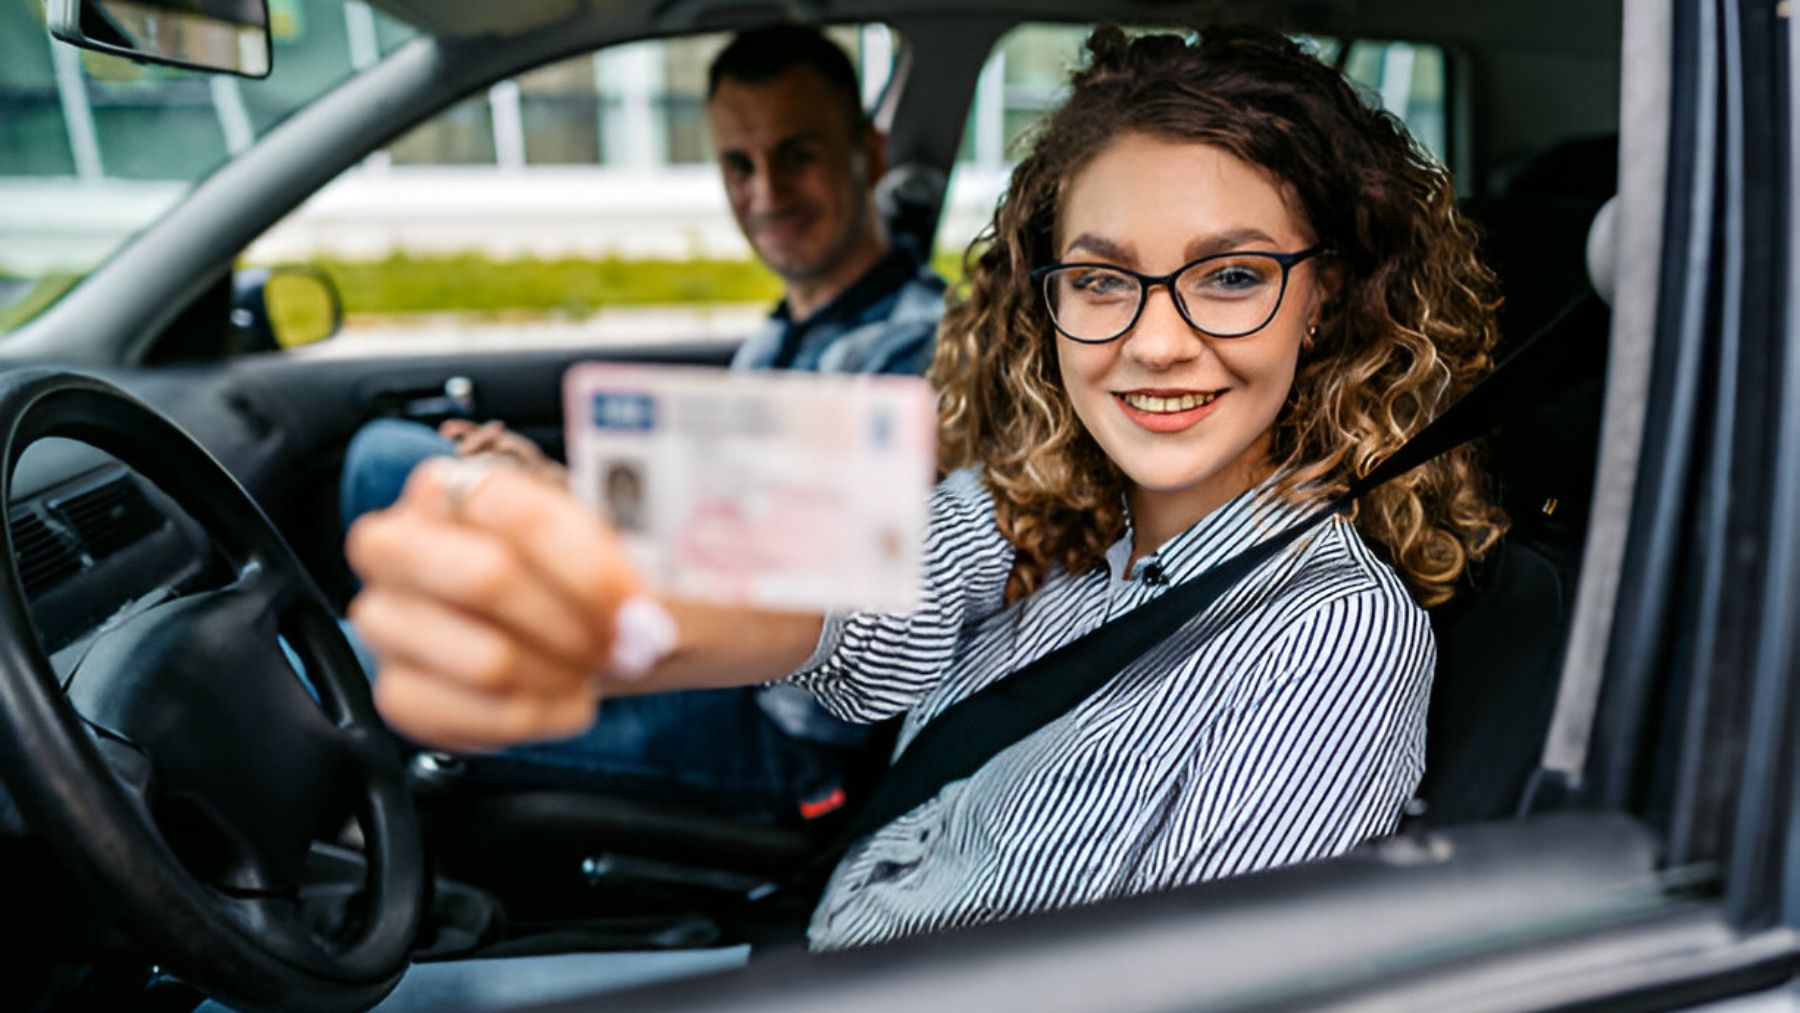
[1121,391,1218,413]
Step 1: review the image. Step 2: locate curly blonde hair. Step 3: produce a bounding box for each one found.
[932,26,1507,607]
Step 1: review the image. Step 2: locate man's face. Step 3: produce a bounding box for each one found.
[707,65,880,284]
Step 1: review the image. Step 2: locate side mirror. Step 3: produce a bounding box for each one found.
[233,266,343,352]
[48,0,272,79]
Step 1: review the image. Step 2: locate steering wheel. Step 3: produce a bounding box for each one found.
[0,370,424,1011]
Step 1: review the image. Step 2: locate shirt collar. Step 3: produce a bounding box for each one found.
[1104,476,1328,587]
[769,243,922,329]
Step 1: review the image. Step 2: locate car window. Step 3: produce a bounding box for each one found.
[240,25,899,354]
[0,0,418,335]
[935,24,1450,262]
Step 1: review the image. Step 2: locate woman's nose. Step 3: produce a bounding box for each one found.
[1123,286,1207,370]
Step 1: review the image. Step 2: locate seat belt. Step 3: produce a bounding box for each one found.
[794,290,1602,885]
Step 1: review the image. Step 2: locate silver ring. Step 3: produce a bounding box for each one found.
[441,461,494,523]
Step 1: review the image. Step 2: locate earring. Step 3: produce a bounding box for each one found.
[1304,323,1319,349]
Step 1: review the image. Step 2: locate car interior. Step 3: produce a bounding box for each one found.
[0,0,1671,1009]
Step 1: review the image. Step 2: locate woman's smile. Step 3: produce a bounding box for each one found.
[1113,388,1228,432]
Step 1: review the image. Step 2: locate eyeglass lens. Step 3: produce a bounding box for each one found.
[1043,254,1290,340]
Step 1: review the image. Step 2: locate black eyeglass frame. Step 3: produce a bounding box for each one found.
[1030,243,1331,343]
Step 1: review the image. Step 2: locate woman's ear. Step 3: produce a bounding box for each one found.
[1301,264,1342,350]
[1311,261,1343,314]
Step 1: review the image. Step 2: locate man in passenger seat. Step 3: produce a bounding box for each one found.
[337,23,946,824]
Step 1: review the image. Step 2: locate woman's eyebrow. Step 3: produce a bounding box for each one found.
[1064,233,1132,262]
[1185,228,1281,259]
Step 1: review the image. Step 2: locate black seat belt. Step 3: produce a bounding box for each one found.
[788,290,1601,888]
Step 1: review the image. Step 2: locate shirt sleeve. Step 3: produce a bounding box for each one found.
[785,467,1015,724]
[1129,583,1435,890]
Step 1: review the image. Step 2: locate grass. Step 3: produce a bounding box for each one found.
[0,248,976,336]
[0,273,82,333]
[309,250,973,319]
[309,252,786,318]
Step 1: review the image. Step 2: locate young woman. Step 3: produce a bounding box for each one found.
[346,26,1505,951]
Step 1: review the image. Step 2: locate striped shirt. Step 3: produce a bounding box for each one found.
[787,467,1435,950]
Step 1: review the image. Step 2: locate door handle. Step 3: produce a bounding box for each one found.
[375,376,477,421]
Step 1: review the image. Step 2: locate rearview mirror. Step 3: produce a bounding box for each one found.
[48,0,272,78]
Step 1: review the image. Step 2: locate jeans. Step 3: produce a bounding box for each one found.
[339,418,457,535]
[339,418,864,823]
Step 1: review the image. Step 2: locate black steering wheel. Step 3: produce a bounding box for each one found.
[0,370,424,1011]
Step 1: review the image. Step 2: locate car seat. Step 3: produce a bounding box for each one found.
[1415,137,1620,827]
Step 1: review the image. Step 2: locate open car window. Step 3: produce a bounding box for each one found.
[236,25,901,354]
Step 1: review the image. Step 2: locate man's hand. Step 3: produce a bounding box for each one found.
[439,419,568,485]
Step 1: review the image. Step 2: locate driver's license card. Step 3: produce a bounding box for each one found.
[563,363,936,614]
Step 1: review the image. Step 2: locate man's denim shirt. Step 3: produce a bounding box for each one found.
[730,243,945,376]
[733,242,947,747]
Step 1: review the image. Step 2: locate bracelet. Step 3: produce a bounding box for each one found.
[608,594,677,680]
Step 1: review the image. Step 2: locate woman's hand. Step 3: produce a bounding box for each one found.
[345,458,636,751]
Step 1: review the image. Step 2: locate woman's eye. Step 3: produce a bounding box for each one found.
[1068,270,1134,299]
[1188,259,1275,297]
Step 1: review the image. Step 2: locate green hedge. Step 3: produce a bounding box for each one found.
[306,250,970,318]
[311,253,782,317]
[0,249,976,335]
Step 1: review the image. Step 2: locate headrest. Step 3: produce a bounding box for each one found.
[1585,196,1619,307]
[875,162,947,250]
[1494,135,1619,202]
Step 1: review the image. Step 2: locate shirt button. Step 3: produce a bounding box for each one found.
[1141,561,1167,585]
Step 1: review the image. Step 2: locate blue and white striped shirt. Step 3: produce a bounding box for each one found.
[789,468,1434,950]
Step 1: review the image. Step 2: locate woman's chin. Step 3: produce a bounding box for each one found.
[1122,465,1233,498]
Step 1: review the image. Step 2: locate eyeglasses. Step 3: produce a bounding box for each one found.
[1030,244,1329,343]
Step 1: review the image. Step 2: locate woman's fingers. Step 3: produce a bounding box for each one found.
[348,586,596,697]
[403,460,638,633]
[372,657,601,751]
[347,459,650,752]
[345,500,606,668]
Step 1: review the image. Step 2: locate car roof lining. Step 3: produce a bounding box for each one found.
[366,0,1620,58]
[356,0,1621,194]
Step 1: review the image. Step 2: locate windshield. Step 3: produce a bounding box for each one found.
[0,0,416,332]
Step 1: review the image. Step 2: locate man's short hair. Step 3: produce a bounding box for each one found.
[707,24,868,135]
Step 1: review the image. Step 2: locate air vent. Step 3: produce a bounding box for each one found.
[55,476,163,561]
[10,510,81,596]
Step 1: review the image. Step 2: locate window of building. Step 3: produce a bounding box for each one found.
[517,56,603,165]
[0,0,77,177]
